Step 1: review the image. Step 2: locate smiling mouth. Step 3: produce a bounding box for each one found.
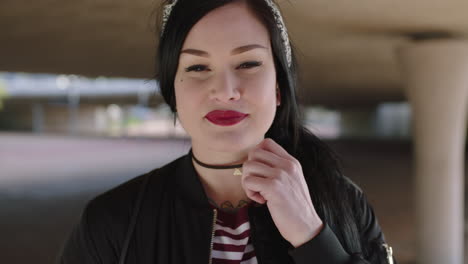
[205,110,248,126]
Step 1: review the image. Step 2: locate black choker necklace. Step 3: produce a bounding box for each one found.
[190,150,243,175]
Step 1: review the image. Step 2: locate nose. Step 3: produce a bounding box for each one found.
[208,71,241,103]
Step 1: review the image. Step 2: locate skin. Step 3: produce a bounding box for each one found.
[173,0,323,248]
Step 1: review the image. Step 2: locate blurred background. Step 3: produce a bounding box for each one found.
[1,0,467,264]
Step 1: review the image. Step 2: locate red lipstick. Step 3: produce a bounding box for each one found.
[205,110,248,126]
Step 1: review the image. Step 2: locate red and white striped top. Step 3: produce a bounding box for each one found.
[210,203,258,264]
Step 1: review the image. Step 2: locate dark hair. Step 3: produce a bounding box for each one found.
[155,0,366,257]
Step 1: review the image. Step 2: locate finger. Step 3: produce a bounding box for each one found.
[250,192,266,204]
[247,147,290,170]
[249,141,302,182]
[258,138,292,161]
[242,160,278,179]
[240,161,268,204]
[241,177,266,204]
[242,174,275,202]
[241,177,267,204]
[264,138,303,176]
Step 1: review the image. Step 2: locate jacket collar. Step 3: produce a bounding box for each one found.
[171,149,294,263]
[174,149,213,209]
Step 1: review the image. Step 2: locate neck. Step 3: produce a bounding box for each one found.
[191,145,248,167]
[190,145,251,205]
[192,151,243,169]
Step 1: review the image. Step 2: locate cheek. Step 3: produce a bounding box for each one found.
[251,70,278,126]
[174,77,206,129]
[245,71,277,106]
[174,74,198,107]
[175,86,193,113]
[174,85,194,134]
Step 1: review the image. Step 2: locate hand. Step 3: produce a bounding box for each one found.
[241,138,324,247]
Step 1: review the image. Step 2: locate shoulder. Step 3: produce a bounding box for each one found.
[339,175,371,222]
[59,155,187,263]
[80,154,188,239]
[341,176,388,245]
[85,154,185,222]
[84,171,152,228]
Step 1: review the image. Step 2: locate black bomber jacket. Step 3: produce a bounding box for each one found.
[59,151,397,264]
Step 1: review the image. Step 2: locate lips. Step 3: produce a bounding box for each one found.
[205,110,248,126]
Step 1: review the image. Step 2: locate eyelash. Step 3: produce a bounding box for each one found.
[184,61,263,72]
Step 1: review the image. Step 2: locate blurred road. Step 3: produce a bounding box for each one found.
[0,132,466,264]
[0,133,191,197]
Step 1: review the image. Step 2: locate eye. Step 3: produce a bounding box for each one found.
[185,64,209,72]
[237,61,263,70]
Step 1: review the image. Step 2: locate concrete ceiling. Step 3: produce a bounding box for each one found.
[1,0,468,107]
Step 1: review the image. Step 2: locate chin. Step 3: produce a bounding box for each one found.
[204,133,262,153]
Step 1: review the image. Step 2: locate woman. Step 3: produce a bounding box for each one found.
[59,0,396,263]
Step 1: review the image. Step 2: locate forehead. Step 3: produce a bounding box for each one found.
[182,1,271,51]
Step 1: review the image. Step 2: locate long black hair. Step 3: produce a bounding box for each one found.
[155,0,365,257]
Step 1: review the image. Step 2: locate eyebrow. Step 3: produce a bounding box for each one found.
[180,44,268,57]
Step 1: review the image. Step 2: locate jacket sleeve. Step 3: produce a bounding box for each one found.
[288,179,397,264]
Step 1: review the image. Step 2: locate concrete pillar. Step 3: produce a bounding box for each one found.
[32,102,44,133]
[397,39,468,264]
[68,86,80,135]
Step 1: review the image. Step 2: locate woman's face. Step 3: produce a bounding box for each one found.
[174,1,279,154]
